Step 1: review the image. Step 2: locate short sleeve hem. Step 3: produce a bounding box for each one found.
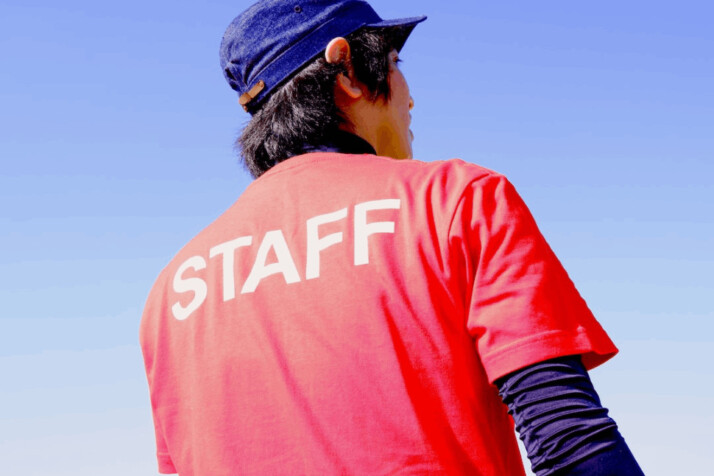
[481,327,618,384]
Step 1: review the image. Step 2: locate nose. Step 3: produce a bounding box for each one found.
[409,97,414,110]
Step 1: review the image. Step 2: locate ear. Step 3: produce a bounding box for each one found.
[325,37,363,100]
[335,73,363,99]
[325,37,350,64]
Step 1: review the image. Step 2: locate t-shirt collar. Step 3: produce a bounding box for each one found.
[301,131,376,155]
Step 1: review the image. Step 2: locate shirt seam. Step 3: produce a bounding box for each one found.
[443,171,503,326]
[481,327,617,383]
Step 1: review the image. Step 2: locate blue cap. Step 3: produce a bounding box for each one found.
[219,0,426,114]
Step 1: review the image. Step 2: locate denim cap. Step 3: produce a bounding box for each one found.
[220,0,426,114]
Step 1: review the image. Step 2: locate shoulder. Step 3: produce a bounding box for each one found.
[260,151,505,184]
[380,156,513,207]
[384,155,499,179]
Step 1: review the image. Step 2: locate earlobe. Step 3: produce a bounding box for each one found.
[336,73,363,99]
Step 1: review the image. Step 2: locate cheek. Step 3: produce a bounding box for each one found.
[397,84,412,123]
[395,74,410,103]
[388,69,409,103]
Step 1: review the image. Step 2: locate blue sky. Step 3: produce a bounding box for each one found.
[1,0,712,474]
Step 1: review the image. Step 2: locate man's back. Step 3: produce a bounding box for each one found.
[141,152,615,475]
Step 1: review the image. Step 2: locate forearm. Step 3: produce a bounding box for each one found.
[496,356,644,476]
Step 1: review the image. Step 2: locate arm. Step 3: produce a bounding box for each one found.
[495,356,644,476]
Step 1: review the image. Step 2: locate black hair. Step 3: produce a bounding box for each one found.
[237,27,402,178]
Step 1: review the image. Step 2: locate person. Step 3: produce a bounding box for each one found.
[140,1,645,475]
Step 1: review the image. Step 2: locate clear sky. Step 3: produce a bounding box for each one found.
[1,0,712,474]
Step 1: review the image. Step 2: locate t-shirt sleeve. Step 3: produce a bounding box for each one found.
[449,173,618,383]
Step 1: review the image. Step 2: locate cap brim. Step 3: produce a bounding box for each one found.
[366,15,427,51]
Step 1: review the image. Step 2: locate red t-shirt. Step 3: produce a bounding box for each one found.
[140,153,617,475]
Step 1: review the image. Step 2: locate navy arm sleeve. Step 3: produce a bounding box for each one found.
[495,356,644,476]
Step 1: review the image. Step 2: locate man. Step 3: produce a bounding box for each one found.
[140,1,644,474]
